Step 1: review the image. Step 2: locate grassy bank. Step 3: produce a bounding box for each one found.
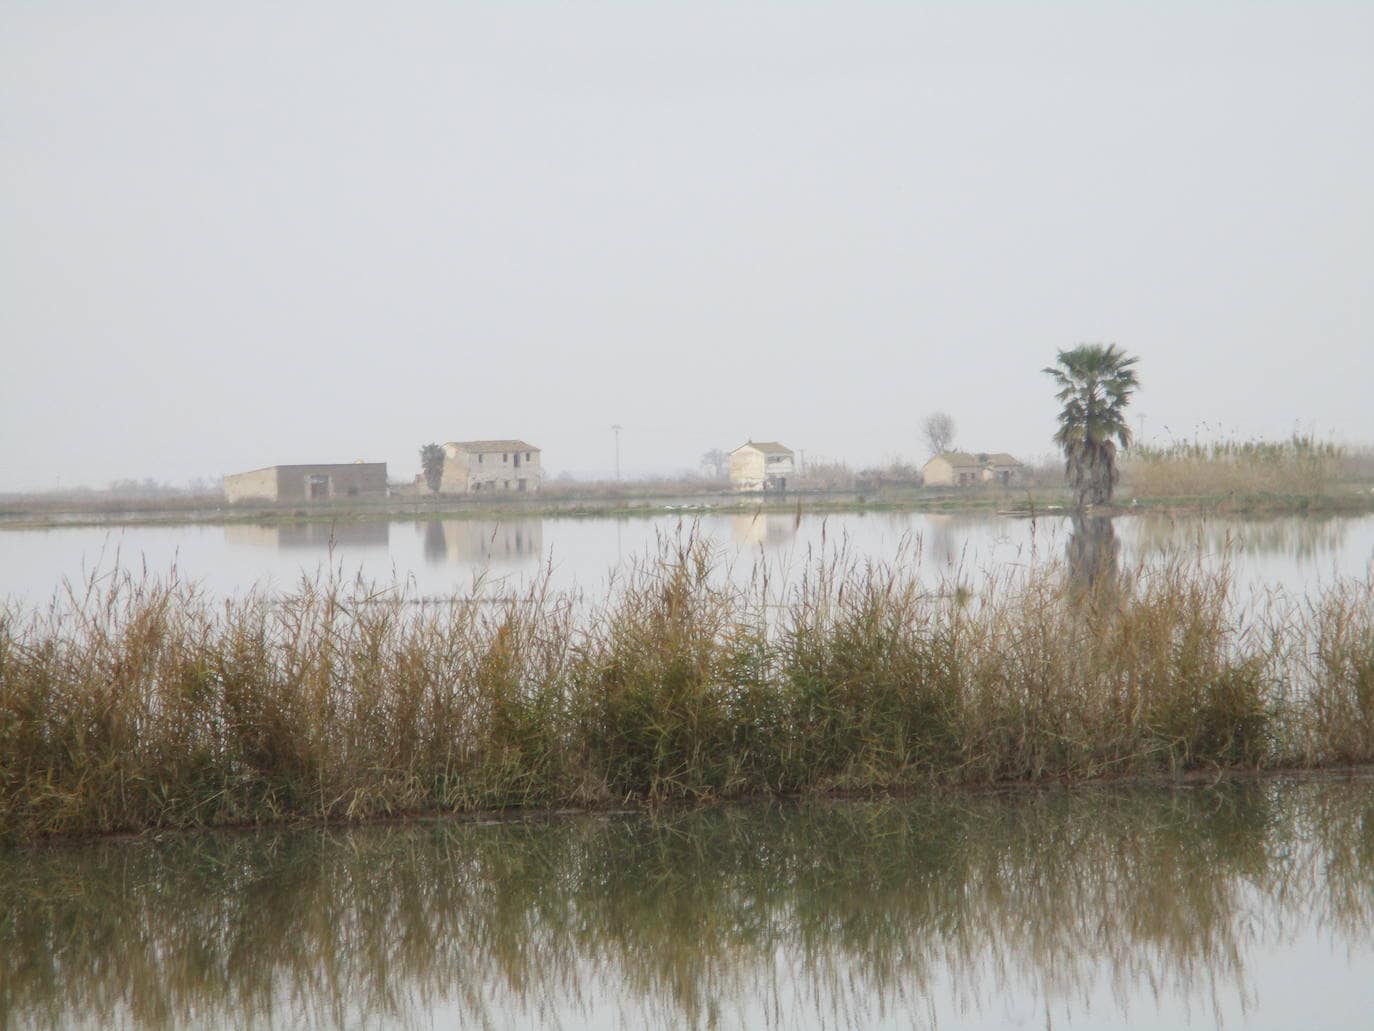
[6,487,1374,533]
[3,539,1373,842]
[0,486,1072,531]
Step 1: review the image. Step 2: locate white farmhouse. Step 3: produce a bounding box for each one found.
[729,441,794,492]
[439,440,541,493]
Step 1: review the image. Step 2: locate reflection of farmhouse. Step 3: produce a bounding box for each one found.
[729,441,794,492]
[225,522,390,550]
[224,462,388,503]
[922,452,1023,487]
[730,513,798,548]
[440,441,541,493]
[423,520,544,564]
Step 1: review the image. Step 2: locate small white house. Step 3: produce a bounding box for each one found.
[729,441,794,492]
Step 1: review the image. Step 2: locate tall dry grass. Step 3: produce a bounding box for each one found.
[3,537,1373,841]
[1121,435,1347,498]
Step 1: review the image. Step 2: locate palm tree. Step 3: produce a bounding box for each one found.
[1043,344,1139,509]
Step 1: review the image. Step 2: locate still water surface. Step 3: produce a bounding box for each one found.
[2,510,1372,603]
[4,778,1373,1029]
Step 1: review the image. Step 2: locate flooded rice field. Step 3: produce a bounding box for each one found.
[2,509,1372,604]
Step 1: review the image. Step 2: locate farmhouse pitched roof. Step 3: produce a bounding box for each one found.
[732,440,793,456]
[982,452,1021,467]
[932,451,1022,468]
[932,452,984,468]
[444,440,540,454]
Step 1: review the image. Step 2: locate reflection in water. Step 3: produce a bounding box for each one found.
[4,779,1373,1029]
[729,512,798,549]
[422,519,447,562]
[417,520,544,565]
[921,512,1032,570]
[1131,513,1351,562]
[1067,513,1120,592]
[224,522,390,551]
[8,511,1369,609]
[922,512,962,568]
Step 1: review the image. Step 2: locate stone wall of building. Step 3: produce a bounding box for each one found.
[438,450,473,493]
[439,446,540,493]
[921,457,957,486]
[922,454,1022,487]
[223,466,282,503]
[729,449,767,489]
[729,447,794,491]
[224,463,388,503]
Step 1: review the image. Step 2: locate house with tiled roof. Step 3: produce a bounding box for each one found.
[729,440,794,492]
[439,440,541,493]
[922,451,1023,487]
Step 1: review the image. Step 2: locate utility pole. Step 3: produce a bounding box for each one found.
[611,424,622,480]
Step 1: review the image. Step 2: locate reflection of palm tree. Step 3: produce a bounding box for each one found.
[1068,514,1119,593]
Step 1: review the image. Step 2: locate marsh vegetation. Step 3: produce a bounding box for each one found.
[3,532,1373,842]
[1122,435,1357,499]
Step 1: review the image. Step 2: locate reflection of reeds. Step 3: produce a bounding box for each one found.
[1128,511,1351,562]
[3,536,1374,841]
[2,782,1373,1029]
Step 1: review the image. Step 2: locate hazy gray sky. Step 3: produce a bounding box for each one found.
[3,1,1371,489]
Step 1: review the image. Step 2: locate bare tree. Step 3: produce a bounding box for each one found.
[921,412,957,456]
[700,449,729,480]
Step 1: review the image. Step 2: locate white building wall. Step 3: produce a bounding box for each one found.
[224,467,280,503]
[439,445,541,493]
[729,447,794,491]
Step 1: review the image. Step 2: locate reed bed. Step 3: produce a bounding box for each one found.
[2,536,1373,841]
[1121,434,1348,498]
